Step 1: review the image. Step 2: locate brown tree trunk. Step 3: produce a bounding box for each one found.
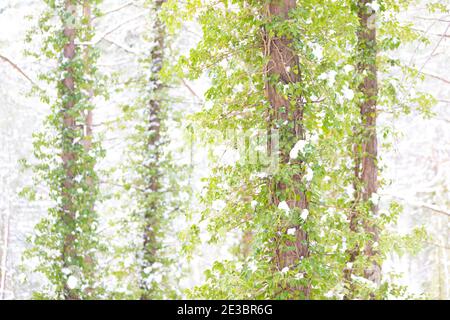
[241,230,253,259]
[358,0,381,286]
[83,1,94,150]
[61,0,79,300]
[81,0,96,296]
[345,0,381,298]
[263,0,309,298]
[140,0,166,300]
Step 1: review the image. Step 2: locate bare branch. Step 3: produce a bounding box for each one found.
[418,23,450,73]
[383,193,450,217]
[93,1,138,21]
[420,71,450,85]
[181,78,203,102]
[102,37,139,55]
[414,16,450,23]
[92,13,146,45]
[0,54,37,86]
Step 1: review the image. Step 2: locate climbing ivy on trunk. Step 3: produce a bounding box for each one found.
[22,0,105,300]
[162,0,435,300]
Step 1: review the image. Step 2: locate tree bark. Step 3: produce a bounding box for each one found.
[358,0,381,286]
[140,0,166,300]
[0,209,10,299]
[81,0,96,297]
[83,1,94,150]
[345,0,381,298]
[263,0,309,298]
[61,0,79,300]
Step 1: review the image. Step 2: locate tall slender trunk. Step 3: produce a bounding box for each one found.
[345,0,380,298]
[0,139,12,299]
[83,1,94,149]
[263,0,309,298]
[140,0,166,300]
[241,230,253,259]
[358,0,380,285]
[81,0,96,296]
[0,205,10,299]
[61,0,79,300]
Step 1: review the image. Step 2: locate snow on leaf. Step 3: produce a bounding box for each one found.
[311,43,323,61]
[67,275,79,290]
[318,70,337,86]
[370,192,380,205]
[248,261,257,272]
[278,201,290,213]
[366,1,380,12]
[343,64,354,73]
[344,185,355,198]
[300,209,309,221]
[294,273,304,280]
[304,166,314,182]
[290,139,307,159]
[287,227,296,235]
[342,86,354,100]
[212,199,226,211]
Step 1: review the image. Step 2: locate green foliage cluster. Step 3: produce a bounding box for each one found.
[21,0,106,299]
[99,0,190,299]
[161,0,436,299]
[18,0,447,300]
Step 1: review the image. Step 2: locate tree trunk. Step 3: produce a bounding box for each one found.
[61,0,79,300]
[345,0,381,298]
[81,0,96,297]
[140,0,166,300]
[83,1,94,150]
[263,0,309,298]
[358,0,381,286]
[0,209,10,299]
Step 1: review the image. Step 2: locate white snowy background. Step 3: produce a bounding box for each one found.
[0,0,448,299]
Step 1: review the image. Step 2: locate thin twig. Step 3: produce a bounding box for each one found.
[91,13,146,45]
[93,1,137,21]
[420,71,450,85]
[181,78,203,101]
[383,193,450,217]
[0,54,37,86]
[101,37,139,55]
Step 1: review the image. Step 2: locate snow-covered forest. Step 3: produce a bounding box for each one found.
[0,0,448,300]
